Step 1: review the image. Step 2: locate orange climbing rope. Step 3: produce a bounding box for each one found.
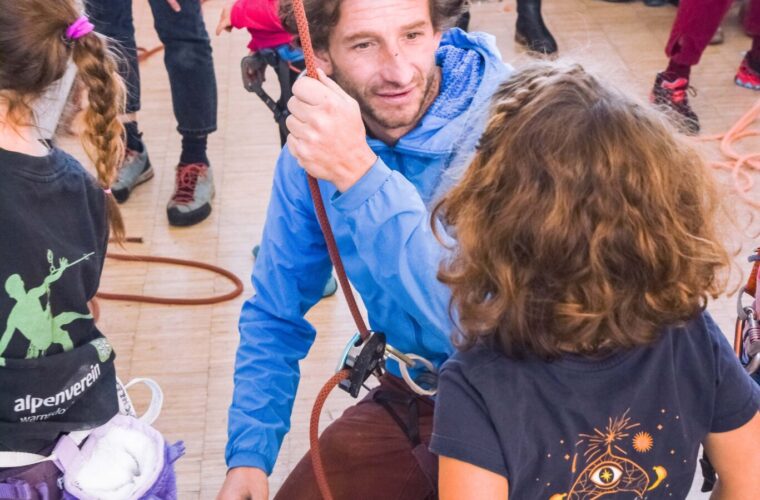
[97,252,243,305]
[90,237,244,323]
[287,0,375,498]
[702,98,760,208]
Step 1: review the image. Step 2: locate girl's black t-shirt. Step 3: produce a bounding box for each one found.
[0,147,117,453]
[431,311,760,499]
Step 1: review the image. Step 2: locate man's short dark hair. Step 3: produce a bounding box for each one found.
[279,0,468,52]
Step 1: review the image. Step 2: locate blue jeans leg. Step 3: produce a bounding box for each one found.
[87,0,141,114]
[148,0,217,136]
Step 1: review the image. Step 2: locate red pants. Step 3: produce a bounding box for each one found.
[274,375,437,500]
[667,0,760,66]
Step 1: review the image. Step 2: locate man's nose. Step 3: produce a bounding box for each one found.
[378,43,415,86]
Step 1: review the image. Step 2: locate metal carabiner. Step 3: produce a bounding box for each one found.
[742,307,760,375]
[336,333,439,397]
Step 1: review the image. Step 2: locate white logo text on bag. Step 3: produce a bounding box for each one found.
[13,363,102,414]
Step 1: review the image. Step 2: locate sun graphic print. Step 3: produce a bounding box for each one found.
[632,432,653,453]
[549,410,667,500]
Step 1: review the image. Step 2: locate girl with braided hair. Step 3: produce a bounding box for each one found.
[0,0,127,496]
[429,62,760,499]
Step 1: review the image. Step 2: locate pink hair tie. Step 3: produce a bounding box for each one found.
[65,16,95,42]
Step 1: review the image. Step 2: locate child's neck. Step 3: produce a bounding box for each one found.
[0,108,48,157]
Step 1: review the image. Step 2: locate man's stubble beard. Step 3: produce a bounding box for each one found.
[331,63,441,132]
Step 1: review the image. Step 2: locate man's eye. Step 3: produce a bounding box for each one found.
[353,42,372,50]
[406,32,423,40]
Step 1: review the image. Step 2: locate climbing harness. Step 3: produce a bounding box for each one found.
[241,46,305,146]
[286,1,438,498]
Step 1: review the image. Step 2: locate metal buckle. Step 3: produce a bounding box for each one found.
[240,54,287,122]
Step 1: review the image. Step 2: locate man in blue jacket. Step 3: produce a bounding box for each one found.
[219,0,511,498]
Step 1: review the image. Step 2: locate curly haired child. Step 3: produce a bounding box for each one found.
[430,62,760,499]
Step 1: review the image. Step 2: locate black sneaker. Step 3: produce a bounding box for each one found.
[650,72,700,135]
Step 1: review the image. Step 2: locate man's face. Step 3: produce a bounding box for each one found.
[317,0,443,138]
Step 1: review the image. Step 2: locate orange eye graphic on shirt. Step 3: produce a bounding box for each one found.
[589,463,623,488]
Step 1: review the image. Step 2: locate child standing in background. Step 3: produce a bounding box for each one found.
[0,1,125,496]
[430,63,760,499]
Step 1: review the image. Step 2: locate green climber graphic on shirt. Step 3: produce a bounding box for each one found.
[0,250,94,366]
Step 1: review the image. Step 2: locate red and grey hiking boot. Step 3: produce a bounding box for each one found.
[166,163,215,227]
[650,72,700,135]
[735,55,760,90]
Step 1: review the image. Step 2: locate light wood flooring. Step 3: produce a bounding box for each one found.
[56,0,760,498]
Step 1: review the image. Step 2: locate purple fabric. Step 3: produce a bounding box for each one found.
[139,442,184,500]
[0,461,62,500]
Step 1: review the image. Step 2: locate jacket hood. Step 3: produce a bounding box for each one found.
[365,28,513,201]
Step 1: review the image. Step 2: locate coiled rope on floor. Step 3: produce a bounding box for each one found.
[97,252,244,305]
[703,98,760,208]
[90,238,244,323]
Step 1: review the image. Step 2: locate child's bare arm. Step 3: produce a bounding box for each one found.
[439,456,508,500]
[704,411,760,499]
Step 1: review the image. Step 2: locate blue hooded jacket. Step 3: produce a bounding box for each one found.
[227,29,512,473]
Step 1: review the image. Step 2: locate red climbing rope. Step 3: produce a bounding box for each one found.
[310,369,351,500]
[289,0,374,498]
[97,252,244,305]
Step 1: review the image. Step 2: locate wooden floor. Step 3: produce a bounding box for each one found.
[57,0,759,498]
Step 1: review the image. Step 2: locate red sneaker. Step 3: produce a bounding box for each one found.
[650,72,699,135]
[735,56,760,90]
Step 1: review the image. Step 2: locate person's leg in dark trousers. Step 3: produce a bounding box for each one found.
[515,0,557,55]
[664,0,733,70]
[89,0,154,203]
[148,0,218,226]
[274,375,437,500]
[88,0,141,118]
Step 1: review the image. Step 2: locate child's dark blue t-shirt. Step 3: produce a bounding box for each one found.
[430,312,760,499]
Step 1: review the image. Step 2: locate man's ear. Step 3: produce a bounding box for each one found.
[314,49,333,75]
[432,30,443,49]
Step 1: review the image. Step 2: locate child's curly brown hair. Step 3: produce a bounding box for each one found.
[433,62,730,360]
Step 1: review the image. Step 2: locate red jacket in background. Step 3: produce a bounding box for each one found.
[231,0,293,52]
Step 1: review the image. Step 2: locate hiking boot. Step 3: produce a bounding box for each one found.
[515,0,558,55]
[166,163,214,227]
[111,148,154,203]
[735,55,760,90]
[650,72,700,135]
